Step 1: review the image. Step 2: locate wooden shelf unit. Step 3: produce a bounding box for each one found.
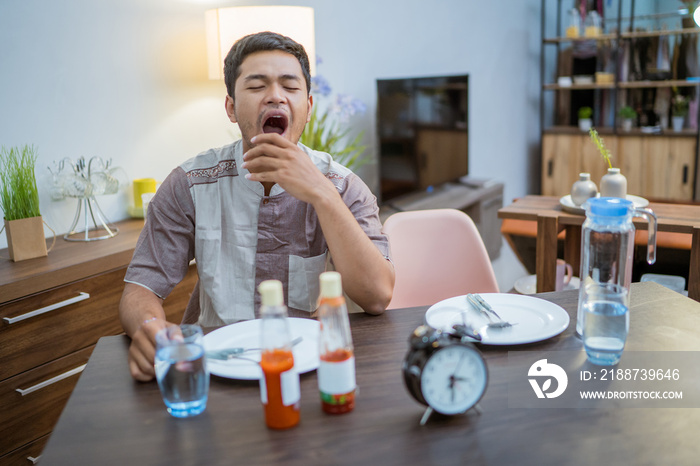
[540,0,700,202]
[543,26,700,43]
[544,80,700,91]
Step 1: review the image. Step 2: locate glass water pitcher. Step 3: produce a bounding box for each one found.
[576,197,657,335]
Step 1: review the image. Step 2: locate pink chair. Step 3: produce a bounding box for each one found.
[383,208,499,309]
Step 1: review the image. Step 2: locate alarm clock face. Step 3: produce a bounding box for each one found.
[420,344,488,415]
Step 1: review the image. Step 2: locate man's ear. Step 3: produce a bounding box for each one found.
[225,95,237,123]
[306,94,313,123]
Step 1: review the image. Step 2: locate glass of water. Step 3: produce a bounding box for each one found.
[155,324,209,418]
[582,283,629,366]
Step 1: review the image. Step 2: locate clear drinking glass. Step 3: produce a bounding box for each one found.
[155,324,209,418]
[582,282,629,366]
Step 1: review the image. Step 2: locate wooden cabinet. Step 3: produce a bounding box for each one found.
[541,132,696,202]
[0,219,197,462]
[541,132,617,197]
[415,128,468,190]
[619,136,696,200]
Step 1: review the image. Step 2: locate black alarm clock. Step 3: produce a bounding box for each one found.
[402,324,488,425]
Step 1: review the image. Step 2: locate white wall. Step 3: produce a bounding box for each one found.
[0,0,541,249]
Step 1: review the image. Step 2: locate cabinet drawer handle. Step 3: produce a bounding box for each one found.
[28,456,41,464]
[15,364,87,396]
[3,292,90,325]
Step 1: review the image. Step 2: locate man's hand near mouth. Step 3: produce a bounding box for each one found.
[242,133,335,203]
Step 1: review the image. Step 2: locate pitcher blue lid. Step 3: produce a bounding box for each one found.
[585,197,633,217]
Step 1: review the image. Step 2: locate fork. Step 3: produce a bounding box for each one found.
[206,336,303,360]
[466,294,516,328]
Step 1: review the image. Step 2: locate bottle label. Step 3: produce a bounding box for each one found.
[318,356,356,395]
[259,366,300,406]
[260,376,267,404]
[281,367,300,406]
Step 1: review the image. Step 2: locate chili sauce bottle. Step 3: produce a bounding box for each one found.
[258,280,300,429]
[317,272,356,414]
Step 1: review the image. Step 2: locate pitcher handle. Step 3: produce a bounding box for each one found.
[633,208,657,265]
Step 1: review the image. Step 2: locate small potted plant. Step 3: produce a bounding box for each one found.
[0,145,50,261]
[589,128,626,199]
[578,106,593,131]
[672,94,688,132]
[618,106,637,132]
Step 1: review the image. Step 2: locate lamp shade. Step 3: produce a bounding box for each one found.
[205,6,316,80]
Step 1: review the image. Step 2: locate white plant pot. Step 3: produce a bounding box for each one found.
[672,115,684,132]
[579,118,592,132]
[600,168,627,199]
[622,119,633,132]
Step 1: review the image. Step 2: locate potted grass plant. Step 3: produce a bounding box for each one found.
[618,106,637,132]
[672,94,688,132]
[589,128,626,199]
[0,145,51,261]
[578,106,593,131]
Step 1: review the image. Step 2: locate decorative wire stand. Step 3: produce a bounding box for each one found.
[50,156,123,242]
[64,196,119,242]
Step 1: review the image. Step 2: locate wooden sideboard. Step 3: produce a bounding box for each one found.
[0,219,197,463]
[379,178,504,260]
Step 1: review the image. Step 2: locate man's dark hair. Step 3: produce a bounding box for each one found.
[223,31,311,98]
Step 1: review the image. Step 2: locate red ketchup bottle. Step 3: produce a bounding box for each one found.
[258,280,300,429]
[317,272,356,414]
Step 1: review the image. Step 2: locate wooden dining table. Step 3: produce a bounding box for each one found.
[498,195,700,301]
[39,282,700,465]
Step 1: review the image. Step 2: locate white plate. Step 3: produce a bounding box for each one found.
[424,294,570,345]
[559,194,649,215]
[204,318,320,380]
[513,275,580,295]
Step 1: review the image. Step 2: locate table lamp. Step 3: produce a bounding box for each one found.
[205,6,316,81]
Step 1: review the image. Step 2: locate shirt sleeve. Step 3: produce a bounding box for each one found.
[339,173,391,261]
[124,167,196,299]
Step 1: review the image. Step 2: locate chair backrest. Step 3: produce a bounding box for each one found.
[383,208,499,309]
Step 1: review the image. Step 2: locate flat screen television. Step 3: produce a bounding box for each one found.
[376,74,469,204]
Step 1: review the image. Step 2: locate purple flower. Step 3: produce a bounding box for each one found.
[331,93,367,122]
[311,75,332,97]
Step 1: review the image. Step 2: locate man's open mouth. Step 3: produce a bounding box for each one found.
[263,114,288,135]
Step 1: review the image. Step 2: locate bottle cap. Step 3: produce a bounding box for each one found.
[258,280,284,307]
[586,197,633,217]
[319,271,343,299]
